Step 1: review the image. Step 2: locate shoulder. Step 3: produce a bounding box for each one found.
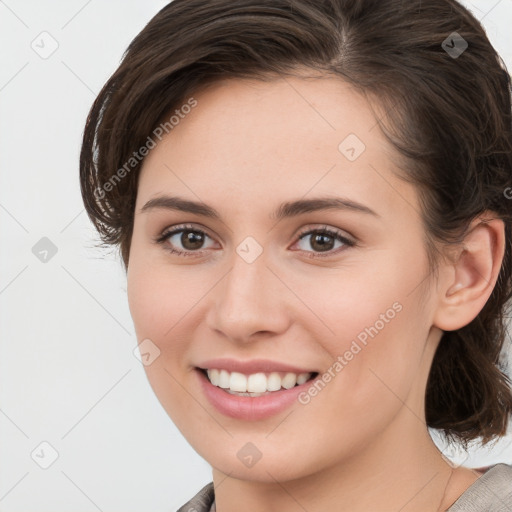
[176,482,215,512]
[175,468,512,512]
[447,463,512,512]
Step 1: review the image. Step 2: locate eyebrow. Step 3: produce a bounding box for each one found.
[140,195,380,220]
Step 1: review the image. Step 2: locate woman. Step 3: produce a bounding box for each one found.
[79,0,512,510]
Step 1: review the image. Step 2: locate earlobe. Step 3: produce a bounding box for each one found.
[433,214,505,332]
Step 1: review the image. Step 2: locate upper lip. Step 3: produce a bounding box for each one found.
[197,358,318,375]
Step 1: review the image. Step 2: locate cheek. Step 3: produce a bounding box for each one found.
[127,262,199,428]
[287,294,429,465]
[126,254,219,400]
[127,255,208,341]
[298,250,431,406]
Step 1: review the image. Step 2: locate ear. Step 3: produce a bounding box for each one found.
[433,213,505,332]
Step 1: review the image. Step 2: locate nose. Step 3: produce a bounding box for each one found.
[205,246,291,343]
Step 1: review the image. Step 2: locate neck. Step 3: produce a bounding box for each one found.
[212,412,460,512]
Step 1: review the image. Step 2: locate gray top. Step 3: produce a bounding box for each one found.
[177,463,512,512]
[446,463,512,511]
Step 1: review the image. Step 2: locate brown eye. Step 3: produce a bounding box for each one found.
[156,225,217,256]
[308,232,336,252]
[295,227,355,257]
[180,230,206,250]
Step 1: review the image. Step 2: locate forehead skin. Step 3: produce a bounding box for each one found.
[134,76,419,239]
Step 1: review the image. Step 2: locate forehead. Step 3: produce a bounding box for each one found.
[136,76,419,221]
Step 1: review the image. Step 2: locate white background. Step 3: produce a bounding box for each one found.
[0,1,511,510]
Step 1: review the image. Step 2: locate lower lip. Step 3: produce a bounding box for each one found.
[196,369,318,421]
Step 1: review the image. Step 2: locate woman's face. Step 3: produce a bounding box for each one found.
[127,76,443,481]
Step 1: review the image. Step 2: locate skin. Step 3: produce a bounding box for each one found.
[126,75,505,512]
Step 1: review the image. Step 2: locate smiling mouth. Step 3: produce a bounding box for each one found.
[198,367,319,397]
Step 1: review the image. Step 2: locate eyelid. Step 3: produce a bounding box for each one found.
[155,223,218,256]
[155,222,356,257]
[294,224,355,243]
[156,223,216,243]
[290,224,356,258]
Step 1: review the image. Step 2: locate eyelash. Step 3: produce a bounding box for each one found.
[154,223,356,259]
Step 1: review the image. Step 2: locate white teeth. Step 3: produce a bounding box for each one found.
[206,369,314,393]
[296,373,309,385]
[281,373,298,389]
[267,372,282,391]
[218,369,230,388]
[247,373,267,393]
[208,369,220,386]
[226,390,266,397]
[229,372,247,392]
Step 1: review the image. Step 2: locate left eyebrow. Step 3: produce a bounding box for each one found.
[272,197,380,219]
[139,195,380,220]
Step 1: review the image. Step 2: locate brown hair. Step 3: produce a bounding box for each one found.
[80,0,512,448]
